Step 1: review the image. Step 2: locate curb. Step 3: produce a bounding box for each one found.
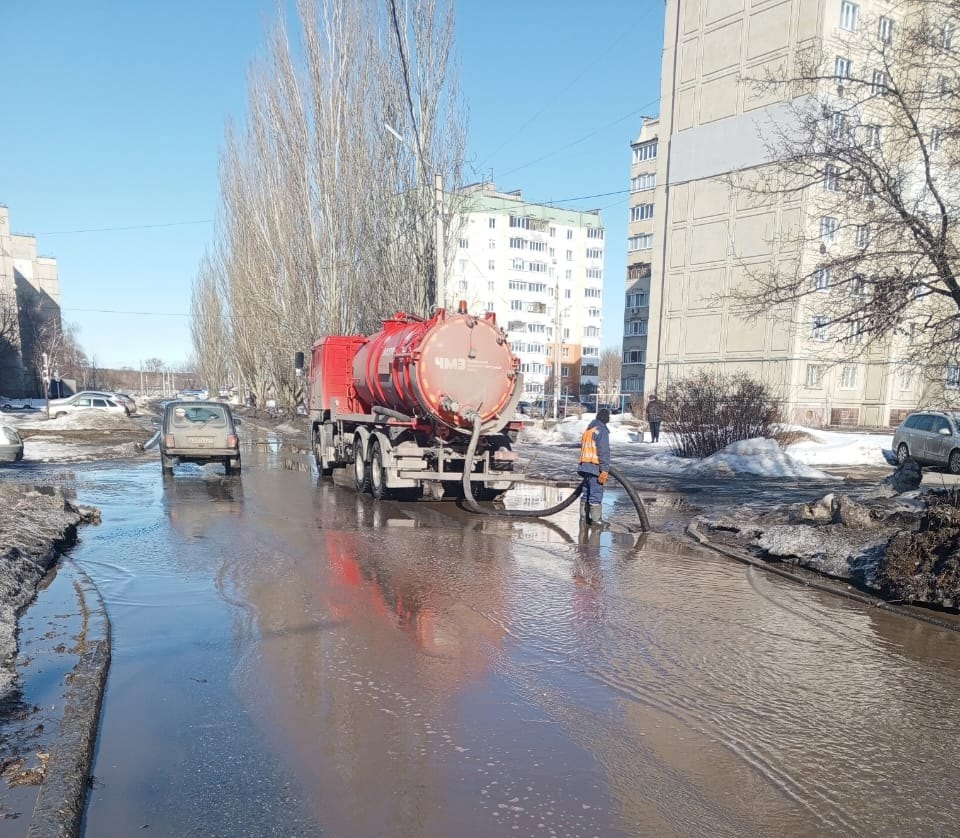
[27,567,111,838]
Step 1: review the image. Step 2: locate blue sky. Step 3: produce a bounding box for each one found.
[1,1,663,370]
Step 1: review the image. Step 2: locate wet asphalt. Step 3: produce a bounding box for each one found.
[5,436,960,837]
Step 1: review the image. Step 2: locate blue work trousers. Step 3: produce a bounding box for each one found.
[578,469,604,504]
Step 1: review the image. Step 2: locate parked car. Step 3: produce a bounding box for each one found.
[49,390,133,415]
[0,423,23,463]
[160,400,242,475]
[48,393,127,419]
[596,402,623,415]
[111,392,137,414]
[892,410,960,474]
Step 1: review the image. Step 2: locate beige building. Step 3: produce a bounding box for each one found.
[0,205,61,396]
[642,0,923,427]
[621,118,659,406]
[448,182,606,407]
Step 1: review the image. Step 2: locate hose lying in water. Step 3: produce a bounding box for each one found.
[460,417,651,532]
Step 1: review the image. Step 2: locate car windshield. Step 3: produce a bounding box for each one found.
[170,405,228,426]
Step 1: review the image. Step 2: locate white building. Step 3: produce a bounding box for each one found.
[448,182,606,404]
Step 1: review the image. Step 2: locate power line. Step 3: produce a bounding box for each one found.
[388,0,428,179]
[63,307,189,317]
[35,219,214,236]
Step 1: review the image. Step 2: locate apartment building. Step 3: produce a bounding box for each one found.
[641,0,931,427]
[448,182,605,404]
[621,118,659,406]
[0,205,61,396]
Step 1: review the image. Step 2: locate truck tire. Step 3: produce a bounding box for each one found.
[314,426,333,477]
[353,435,369,493]
[370,439,388,500]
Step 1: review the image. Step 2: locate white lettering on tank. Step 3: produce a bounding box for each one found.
[434,356,466,371]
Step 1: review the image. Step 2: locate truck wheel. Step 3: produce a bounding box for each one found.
[314,427,333,477]
[370,439,388,500]
[353,435,369,493]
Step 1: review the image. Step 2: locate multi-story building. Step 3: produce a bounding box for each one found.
[448,182,605,407]
[639,0,926,427]
[621,118,659,407]
[0,205,61,396]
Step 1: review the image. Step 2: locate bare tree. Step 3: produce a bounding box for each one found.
[598,348,622,402]
[192,0,466,411]
[733,2,960,402]
[0,290,23,392]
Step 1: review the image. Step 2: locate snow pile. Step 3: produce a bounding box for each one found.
[519,413,644,445]
[781,426,893,467]
[689,438,833,478]
[19,410,145,432]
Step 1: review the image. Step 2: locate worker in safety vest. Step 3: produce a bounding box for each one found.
[578,407,611,527]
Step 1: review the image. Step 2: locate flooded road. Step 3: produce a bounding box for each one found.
[24,442,960,836]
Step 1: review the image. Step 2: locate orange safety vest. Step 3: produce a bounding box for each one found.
[579,426,600,465]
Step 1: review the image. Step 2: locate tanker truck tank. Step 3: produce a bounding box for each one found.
[352,307,520,433]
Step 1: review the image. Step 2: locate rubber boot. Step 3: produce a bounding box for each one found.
[579,502,590,530]
[589,504,608,528]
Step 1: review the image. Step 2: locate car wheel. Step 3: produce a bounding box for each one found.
[353,435,369,493]
[896,443,909,464]
[55,412,67,419]
[949,449,960,476]
[161,454,175,476]
[370,439,388,500]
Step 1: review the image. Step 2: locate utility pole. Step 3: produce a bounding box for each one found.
[553,283,562,421]
[435,173,445,311]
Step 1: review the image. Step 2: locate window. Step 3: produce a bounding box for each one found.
[565,289,571,300]
[899,367,914,391]
[488,239,496,250]
[852,275,867,296]
[632,140,658,163]
[806,364,825,387]
[586,268,603,279]
[871,69,888,95]
[941,24,955,50]
[586,247,603,259]
[588,307,601,318]
[631,173,656,192]
[824,164,840,191]
[840,1,858,31]
[584,326,600,338]
[931,127,943,151]
[820,216,838,243]
[509,215,531,229]
[486,301,495,312]
[587,228,604,240]
[841,365,858,388]
[510,300,523,311]
[625,320,648,336]
[458,279,468,292]
[947,364,960,389]
[846,320,862,344]
[565,250,573,260]
[939,74,951,97]
[529,240,547,252]
[811,316,829,341]
[549,226,556,237]
[488,217,496,228]
[628,233,654,251]
[623,349,646,364]
[488,281,495,291]
[566,229,573,240]
[458,261,467,276]
[627,291,648,308]
[584,288,602,299]
[630,204,655,222]
[856,224,869,249]
[459,238,469,249]
[528,261,547,273]
[512,257,524,270]
[830,112,846,140]
[814,268,831,291]
[835,56,852,78]
[864,124,881,148]
[878,16,894,45]
[488,260,496,270]
[561,366,570,377]
[509,237,527,249]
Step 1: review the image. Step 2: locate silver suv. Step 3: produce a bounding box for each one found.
[160,400,242,475]
[892,410,960,474]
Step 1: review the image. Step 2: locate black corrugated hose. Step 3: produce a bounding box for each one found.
[460,417,651,532]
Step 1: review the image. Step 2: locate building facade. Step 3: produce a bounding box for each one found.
[448,182,605,408]
[640,0,927,427]
[0,205,61,396]
[620,118,659,407]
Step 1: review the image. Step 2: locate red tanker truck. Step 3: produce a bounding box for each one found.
[296,304,526,500]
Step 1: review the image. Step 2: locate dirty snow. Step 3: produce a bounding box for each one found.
[517,413,891,478]
[16,410,145,432]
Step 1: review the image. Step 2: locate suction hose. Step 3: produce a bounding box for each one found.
[460,417,651,532]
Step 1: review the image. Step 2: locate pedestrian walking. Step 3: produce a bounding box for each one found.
[578,407,611,527]
[645,394,664,443]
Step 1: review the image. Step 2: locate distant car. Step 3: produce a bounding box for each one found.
[892,410,960,474]
[111,392,137,414]
[0,401,38,412]
[0,423,23,463]
[48,393,127,419]
[160,400,242,475]
[596,403,623,415]
[177,389,209,401]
